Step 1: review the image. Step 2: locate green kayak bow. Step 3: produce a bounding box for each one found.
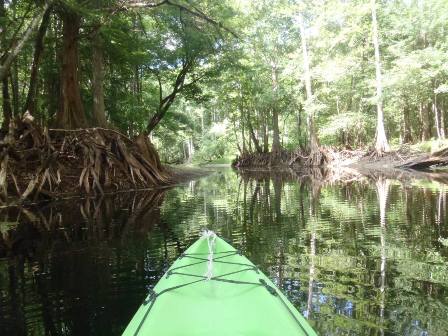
[123,231,317,336]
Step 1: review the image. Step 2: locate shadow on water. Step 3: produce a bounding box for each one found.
[0,190,170,336]
[1,167,448,335]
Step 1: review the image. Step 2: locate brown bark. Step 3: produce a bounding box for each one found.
[55,11,88,129]
[39,18,59,126]
[24,8,51,115]
[91,28,108,127]
[135,133,165,174]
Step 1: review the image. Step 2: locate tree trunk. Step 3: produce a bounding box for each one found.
[261,109,269,153]
[1,77,12,131]
[11,61,19,116]
[146,60,192,134]
[433,101,441,140]
[241,111,246,154]
[189,138,194,159]
[271,63,281,153]
[91,28,108,127]
[440,98,446,139]
[55,11,88,129]
[371,0,389,154]
[421,103,431,141]
[232,118,242,155]
[247,116,262,153]
[24,8,51,115]
[402,104,412,143]
[298,13,319,154]
[271,106,281,153]
[297,103,302,144]
[433,92,444,139]
[135,66,142,102]
[43,18,60,125]
[0,0,11,131]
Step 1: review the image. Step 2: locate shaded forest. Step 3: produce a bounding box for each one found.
[1,0,448,200]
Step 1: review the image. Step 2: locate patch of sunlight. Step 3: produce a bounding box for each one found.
[0,221,18,236]
[438,237,448,247]
[209,120,229,136]
[411,138,448,153]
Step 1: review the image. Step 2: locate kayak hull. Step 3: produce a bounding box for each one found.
[123,234,317,336]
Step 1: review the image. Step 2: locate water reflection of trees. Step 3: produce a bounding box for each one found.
[0,190,166,257]
[0,189,167,335]
[235,168,448,335]
[1,168,448,335]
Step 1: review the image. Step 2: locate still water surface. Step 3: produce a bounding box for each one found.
[1,168,448,335]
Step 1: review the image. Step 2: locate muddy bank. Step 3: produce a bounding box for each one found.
[166,165,213,184]
[233,146,444,172]
[233,146,448,186]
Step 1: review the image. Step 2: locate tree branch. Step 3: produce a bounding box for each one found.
[116,0,238,38]
[0,1,52,82]
[3,2,34,54]
[145,59,194,134]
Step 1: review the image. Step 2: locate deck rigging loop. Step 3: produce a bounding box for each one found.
[202,229,217,280]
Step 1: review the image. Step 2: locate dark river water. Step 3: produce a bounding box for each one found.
[1,168,448,335]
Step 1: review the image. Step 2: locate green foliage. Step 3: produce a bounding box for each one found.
[2,0,448,163]
[320,112,370,147]
[193,121,236,163]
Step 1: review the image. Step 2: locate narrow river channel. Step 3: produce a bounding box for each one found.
[1,168,447,335]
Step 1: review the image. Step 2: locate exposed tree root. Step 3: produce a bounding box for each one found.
[364,146,413,164]
[233,147,333,169]
[304,147,331,167]
[364,148,387,160]
[0,115,172,204]
[232,150,293,168]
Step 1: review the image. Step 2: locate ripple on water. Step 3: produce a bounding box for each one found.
[1,169,448,335]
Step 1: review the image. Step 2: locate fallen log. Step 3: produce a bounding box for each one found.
[399,147,448,170]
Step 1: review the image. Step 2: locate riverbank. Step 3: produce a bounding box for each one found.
[233,144,448,172]
[166,165,213,184]
[0,119,213,206]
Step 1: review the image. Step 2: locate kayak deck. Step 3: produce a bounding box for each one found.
[123,233,317,336]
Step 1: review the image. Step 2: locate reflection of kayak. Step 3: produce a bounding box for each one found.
[123,231,317,336]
